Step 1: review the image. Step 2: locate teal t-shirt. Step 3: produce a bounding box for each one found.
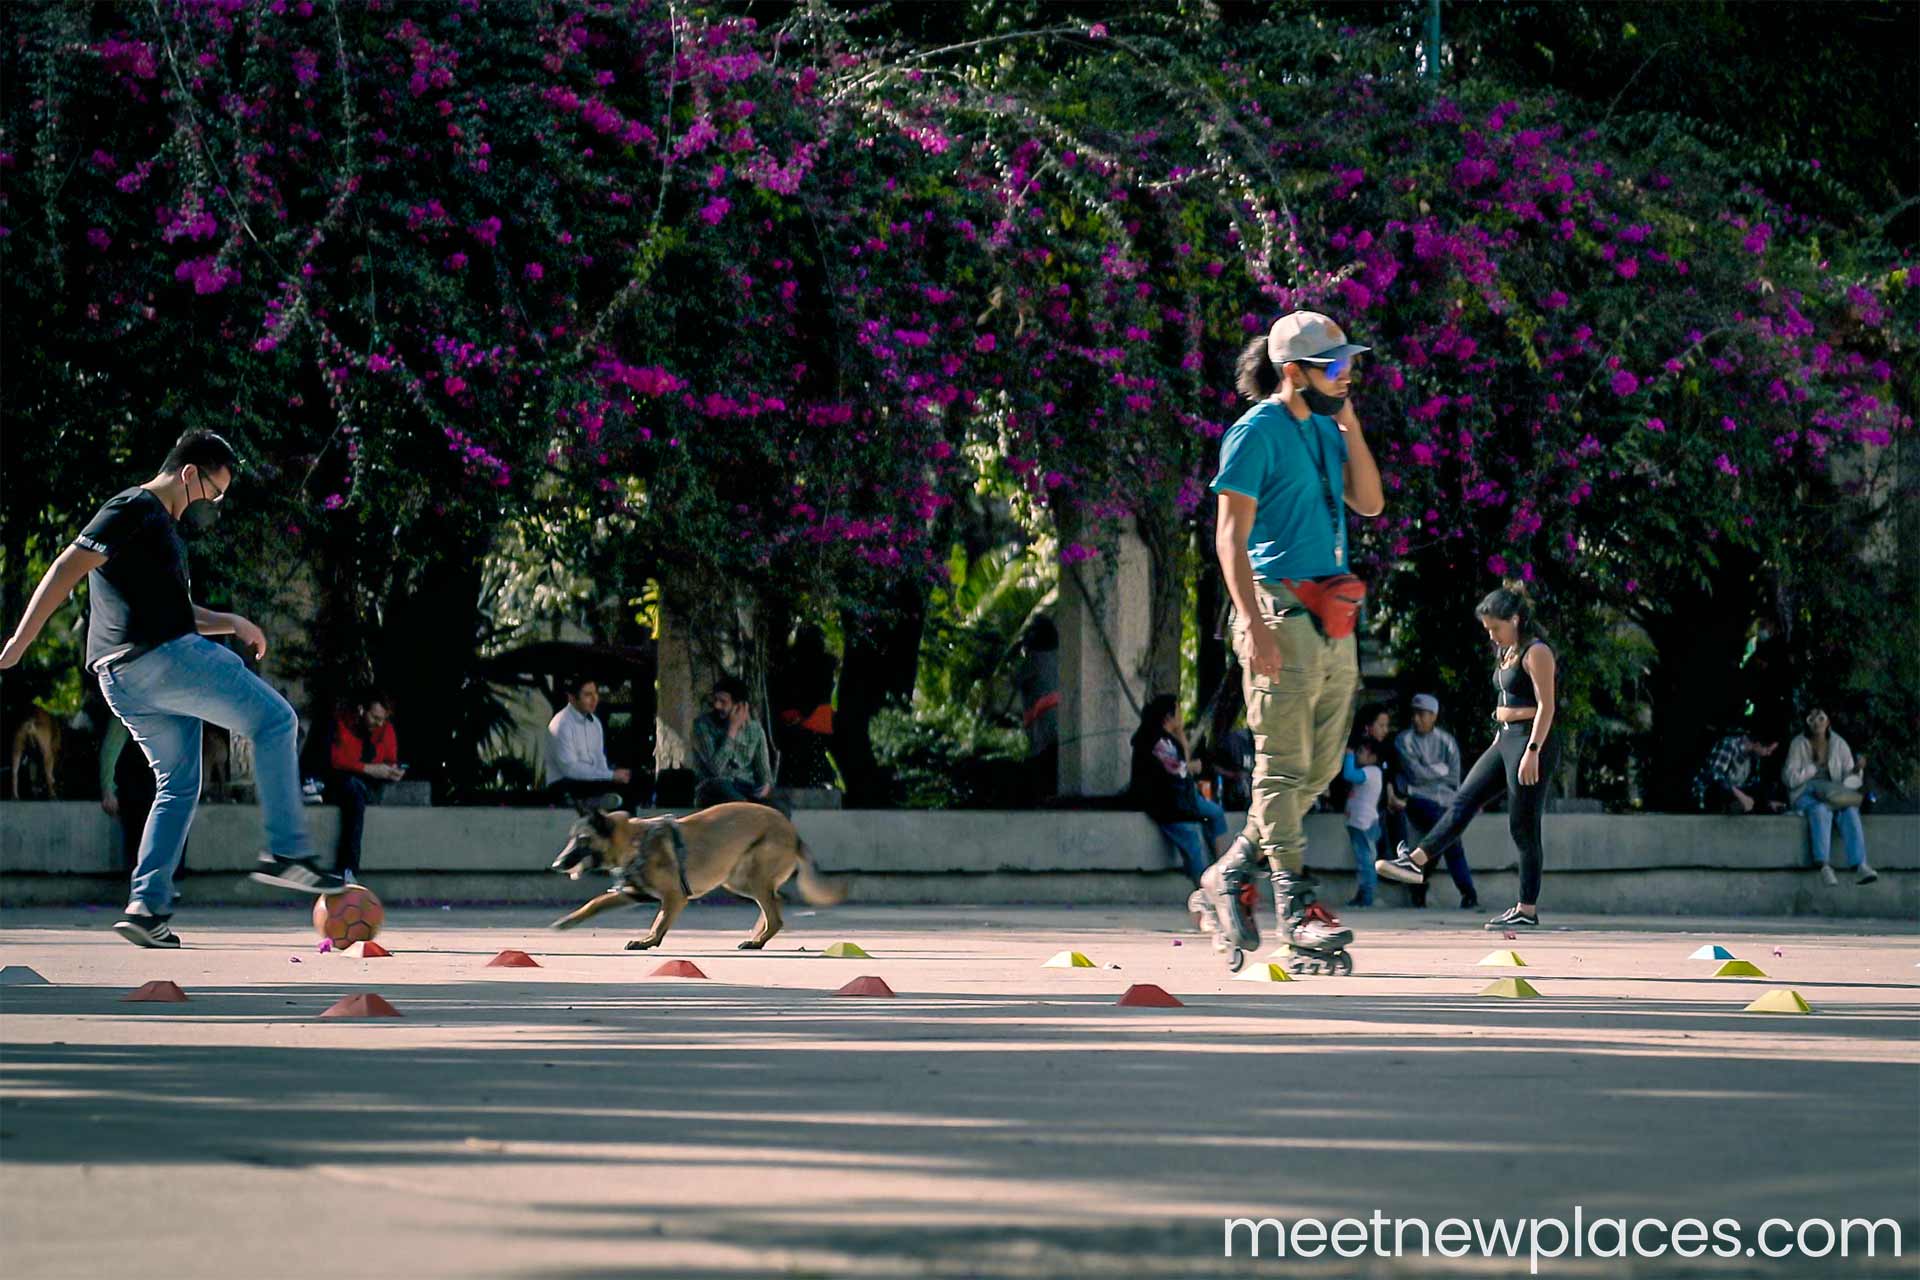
[1210,400,1349,581]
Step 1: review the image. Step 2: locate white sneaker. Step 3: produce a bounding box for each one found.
[1818,865,1838,887]
[1856,865,1878,885]
[342,870,358,886]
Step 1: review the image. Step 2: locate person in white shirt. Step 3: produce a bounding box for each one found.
[1783,707,1875,886]
[545,676,633,806]
[1339,738,1384,906]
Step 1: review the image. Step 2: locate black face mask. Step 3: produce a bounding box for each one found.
[183,501,220,532]
[1301,385,1348,416]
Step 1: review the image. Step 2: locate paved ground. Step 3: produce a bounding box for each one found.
[2,901,1916,1279]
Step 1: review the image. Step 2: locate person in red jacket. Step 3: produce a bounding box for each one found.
[327,689,401,883]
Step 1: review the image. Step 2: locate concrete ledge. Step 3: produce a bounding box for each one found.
[3,802,1914,917]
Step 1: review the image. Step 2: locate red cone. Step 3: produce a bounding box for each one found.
[122,980,189,1003]
[833,976,895,997]
[1116,983,1183,1008]
[320,993,402,1018]
[650,960,707,978]
[486,950,541,968]
[348,940,393,958]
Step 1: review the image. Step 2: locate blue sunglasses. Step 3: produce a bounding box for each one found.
[1297,353,1357,380]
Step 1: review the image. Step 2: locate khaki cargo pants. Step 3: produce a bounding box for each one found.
[1231,581,1359,873]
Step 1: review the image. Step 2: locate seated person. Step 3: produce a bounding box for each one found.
[545,676,634,807]
[1691,729,1783,814]
[1129,694,1226,887]
[1783,707,1876,886]
[692,676,783,813]
[328,689,401,884]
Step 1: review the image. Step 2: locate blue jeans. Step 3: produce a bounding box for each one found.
[1794,793,1866,869]
[1346,822,1380,903]
[1160,795,1228,884]
[97,635,310,914]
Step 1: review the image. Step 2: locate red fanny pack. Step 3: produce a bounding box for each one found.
[1281,575,1368,640]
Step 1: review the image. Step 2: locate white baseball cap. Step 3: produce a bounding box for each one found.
[1268,310,1371,367]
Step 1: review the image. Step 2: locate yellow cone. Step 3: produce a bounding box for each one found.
[823,942,870,959]
[1743,989,1812,1014]
[1042,950,1095,969]
[1479,977,1541,999]
[1477,950,1529,967]
[1234,963,1295,984]
[1714,959,1767,978]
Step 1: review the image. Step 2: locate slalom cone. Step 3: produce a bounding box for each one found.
[1042,950,1095,969]
[346,940,393,958]
[1479,977,1541,999]
[1234,964,1295,984]
[1689,944,1736,960]
[1116,984,1183,1008]
[486,950,541,968]
[122,980,188,1003]
[1477,950,1528,967]
[650,960,708,978]
[320,993,402,1018]
[834,976,895,997]
[1713,960,1767,978]
[823,942,870,959]
[0,966,50,985]
[1743,989,1812,1014]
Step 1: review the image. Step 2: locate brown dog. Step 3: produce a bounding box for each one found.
[10,706,61,799]
[548,801,845,950]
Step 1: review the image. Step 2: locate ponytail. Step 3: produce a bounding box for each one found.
[1476,578,1545,640]
[1235,335,1282,402]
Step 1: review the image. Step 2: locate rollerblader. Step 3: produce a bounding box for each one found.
[1197,312,1385,975]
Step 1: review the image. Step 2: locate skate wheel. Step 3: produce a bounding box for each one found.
[1332,951,1354,977]
[1227,948,1246,973]
[1289,958,1310,974]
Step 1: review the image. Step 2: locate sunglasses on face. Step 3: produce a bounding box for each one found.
[1297,353,1357,380]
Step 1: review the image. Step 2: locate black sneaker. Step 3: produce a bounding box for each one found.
[250,854,348,894]
[1485,905,1539,931]
[1375,842,1426,886]
[1459,897,1481,911]
[113,914,182,948]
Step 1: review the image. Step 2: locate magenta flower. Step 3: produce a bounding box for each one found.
[697,197,731,226]
[974,333,996,353]
[1714,454,1740,477]
[445,376,468,394]
[1645,417,1666,432]
[1487,555,1509,576]
[524,262,544,281]
[1610,370,1639,397]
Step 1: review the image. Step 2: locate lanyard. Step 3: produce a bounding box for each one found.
[1298,413,1345,568]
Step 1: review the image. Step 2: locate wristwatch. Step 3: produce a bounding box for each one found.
[1525,742,1541,753]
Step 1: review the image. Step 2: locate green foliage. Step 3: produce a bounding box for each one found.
[869,701,1029,809]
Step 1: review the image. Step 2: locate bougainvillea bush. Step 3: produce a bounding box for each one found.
[2,3,1910,799]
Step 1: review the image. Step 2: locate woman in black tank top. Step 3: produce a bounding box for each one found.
[1376,583,1560,930]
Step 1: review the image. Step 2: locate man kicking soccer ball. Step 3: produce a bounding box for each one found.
[0,431,347,947]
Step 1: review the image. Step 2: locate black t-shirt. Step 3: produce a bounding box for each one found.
[76,487,195,669]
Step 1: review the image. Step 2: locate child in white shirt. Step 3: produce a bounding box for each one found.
[1341,739,1384,907]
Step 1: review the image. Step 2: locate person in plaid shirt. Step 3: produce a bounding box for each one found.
[1692,730,1782,813]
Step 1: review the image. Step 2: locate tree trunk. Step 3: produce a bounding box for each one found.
[834,577,928,808]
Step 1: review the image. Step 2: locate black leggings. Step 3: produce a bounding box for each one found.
[1414,725,1559,905]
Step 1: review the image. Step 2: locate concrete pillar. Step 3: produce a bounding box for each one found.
[1057,520,1154,798]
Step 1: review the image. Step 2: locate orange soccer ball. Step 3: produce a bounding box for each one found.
[313,885,385,946]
